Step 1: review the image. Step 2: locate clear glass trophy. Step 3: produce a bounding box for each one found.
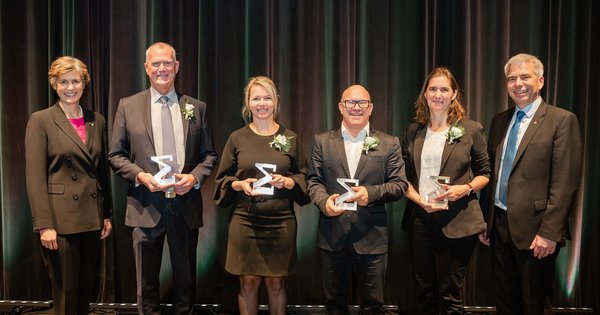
[151,155,177,198]
[425,175,450,208]
[335,178,359,211]
[252,163,277,195]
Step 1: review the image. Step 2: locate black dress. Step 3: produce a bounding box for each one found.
[214,125,310,276]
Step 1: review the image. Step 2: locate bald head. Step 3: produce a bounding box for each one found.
[341,85,371,102]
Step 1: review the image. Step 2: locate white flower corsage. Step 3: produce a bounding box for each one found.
[445,124,465,144]
[269,134,293,152]
[362,136,380,154]
[181,100,195,121]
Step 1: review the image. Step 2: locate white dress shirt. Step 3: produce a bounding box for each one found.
[150,88,185,173]
[341,122,369,179]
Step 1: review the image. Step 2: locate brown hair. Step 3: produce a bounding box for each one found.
[48,56,90,89]
[414,67,466,125]
[242,76,280,124]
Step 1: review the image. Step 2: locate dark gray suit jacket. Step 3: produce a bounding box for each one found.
[481,101,582,250]
[401,119,490,238]
[108,89,217,229]
[25,103,111,234]
[307,128,408,255]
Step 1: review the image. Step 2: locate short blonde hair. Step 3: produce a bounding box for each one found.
[242,76,280,124]
[48,56,90,89]
[504,53,544,78]
[414,67,466,125]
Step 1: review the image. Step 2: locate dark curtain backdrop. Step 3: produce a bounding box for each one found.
[1,0,598,313]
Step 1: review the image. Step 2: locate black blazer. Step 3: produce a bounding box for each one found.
[25,103,111,234]
[307,128,408,254]
[401,119,490,238]
[481,102,582,249]
[108,89,217,229]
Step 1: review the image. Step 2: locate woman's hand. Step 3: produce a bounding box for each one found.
[269,174,295,190]
[100,219,112,239]
[40,228,58,250]
[417,197,449,213]
[436,184,471,202]
[231,178,258,196]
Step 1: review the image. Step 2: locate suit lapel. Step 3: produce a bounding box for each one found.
[142,91,156,151]
[331,130,351,178]
[178,94,190,147]
[413,125,427,180]
[83,109,96,152]
[513,103,547,168]
[354,129,377,179]
[494,111,513,174]
[439,130,458,174]
[51,104,93,162]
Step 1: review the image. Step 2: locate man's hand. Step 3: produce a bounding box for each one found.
[136,172,170,192]
[530,234,557,259]
[347,186,369,206]
[173,174,198,195]
[325,194,345,217]
[40,228,58,250]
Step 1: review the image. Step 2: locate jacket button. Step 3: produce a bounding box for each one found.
[71,173,78,181]
[90,192,97,198]
[72,193,79,200]
[66,155,71,161]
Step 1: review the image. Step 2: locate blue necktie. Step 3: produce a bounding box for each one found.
[499,110,525,206]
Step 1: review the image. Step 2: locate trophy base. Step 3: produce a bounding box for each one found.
[165,190,176,199]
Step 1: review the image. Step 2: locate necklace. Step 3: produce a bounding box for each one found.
[60,103,83,119]
[249,122,278,135]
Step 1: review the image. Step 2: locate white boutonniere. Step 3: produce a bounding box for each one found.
[445,124,465,144]
[362,136,380,155]
[269,134,293,153]
[181,100,195,121]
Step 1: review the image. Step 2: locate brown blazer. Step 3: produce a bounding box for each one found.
[307,128,408,254]
[108,89,217,229]
[481,102,582,249]
[401,119,490,238]
[25,103,111,234]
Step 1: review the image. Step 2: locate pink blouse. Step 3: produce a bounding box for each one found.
[69,117,86,144]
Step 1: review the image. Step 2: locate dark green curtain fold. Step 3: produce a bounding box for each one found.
[1,0,598,313]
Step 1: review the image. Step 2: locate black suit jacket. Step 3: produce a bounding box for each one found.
[108,89,217,229]
[25,103,111,234]
[401,119,490,238]
[481,101,582,249]
[307,128,408,254]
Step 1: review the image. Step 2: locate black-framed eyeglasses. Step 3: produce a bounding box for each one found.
[342,99,372,108]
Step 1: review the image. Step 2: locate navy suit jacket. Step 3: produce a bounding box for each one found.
[108,89,217,229]
[401,119,490,238]
[481,101,582,249]
[307,128,408,254]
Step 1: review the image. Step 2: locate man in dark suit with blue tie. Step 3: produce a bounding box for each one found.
[307,85,408,315]
[108,42,217,315]
[480,54,582,314]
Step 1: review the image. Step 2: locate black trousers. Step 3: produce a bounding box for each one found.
[41,230,100,315]
[320,240,387,315]
[490,207,558,315]
[133,199,199,315]
[409,214,477,315]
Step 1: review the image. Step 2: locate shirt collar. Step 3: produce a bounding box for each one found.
[341,122,369,141]
[150,87,178,105]
[516,96,542,118]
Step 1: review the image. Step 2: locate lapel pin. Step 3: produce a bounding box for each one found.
[533,121,537,125]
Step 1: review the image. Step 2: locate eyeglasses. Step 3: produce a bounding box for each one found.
[342,99,372,108]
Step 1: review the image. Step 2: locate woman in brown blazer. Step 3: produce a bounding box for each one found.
[25,56,112,315]
[401,67,490,314]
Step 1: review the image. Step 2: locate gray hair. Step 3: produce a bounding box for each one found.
[504,53,544,78]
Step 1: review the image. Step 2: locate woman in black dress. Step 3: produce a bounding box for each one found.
[214,76,310,315]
